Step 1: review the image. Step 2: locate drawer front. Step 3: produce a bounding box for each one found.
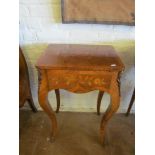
[47,70,112,93]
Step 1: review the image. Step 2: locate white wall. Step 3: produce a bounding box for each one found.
[19,0,134,45]
[19,0,135,113]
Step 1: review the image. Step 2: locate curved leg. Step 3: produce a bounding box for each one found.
[126,88,135,116]
[38,70,57,142]
[28,97,37,112]
[100,81,120,144]
[97,91,104,115]
[55,89,60,113]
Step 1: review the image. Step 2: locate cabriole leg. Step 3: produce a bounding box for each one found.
[100,81,120,144]
[55,89,60,113]
[38,70,58,142]
[97,91,104,115]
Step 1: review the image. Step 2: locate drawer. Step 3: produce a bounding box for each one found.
[47,70,112,93]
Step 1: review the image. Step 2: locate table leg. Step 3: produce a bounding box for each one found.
[55,89,60,113]
[38,70,58,142]
[97,91,104,115]
[100,81,120,144]
[27,97,37,112]
[126,88,135,116]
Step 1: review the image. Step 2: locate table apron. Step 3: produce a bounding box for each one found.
[46,70,113,93]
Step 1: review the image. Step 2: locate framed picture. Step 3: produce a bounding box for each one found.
[61,0,135,25]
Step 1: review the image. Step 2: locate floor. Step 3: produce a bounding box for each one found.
[19,111,135,155]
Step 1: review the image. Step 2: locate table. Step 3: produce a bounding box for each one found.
[36,44,124,144]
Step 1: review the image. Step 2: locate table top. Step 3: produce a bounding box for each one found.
[36,44,124,71]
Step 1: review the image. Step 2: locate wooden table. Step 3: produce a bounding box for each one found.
[36,44,124,144]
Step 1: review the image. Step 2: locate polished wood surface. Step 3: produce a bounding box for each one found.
[36,44,124,71]
[36,44,124,144]
[19,47,37,112]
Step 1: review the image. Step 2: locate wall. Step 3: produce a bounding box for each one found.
[19,0,135,113]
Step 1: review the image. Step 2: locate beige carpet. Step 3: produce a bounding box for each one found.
[20,111,135,155]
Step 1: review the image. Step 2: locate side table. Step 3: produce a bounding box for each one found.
[36,44,124,144]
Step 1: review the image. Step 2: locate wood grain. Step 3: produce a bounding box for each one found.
[36,44,124,71]
[36,44,124,144]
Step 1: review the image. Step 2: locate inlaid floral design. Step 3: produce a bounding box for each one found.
[48,73,112,93]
